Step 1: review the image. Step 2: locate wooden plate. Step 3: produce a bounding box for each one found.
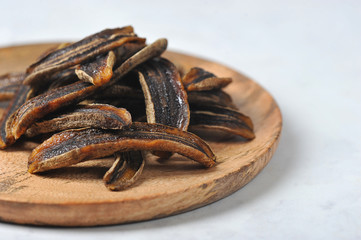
[0,43,282,226]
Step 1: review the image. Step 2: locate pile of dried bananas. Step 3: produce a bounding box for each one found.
[0,26,254,190]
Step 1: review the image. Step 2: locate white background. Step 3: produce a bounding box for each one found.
[0,0,360,239]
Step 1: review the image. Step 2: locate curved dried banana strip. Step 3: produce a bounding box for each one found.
[112,42,146,68]
[25,104,132,137]
[182,67,232,92]
[28,122,216,173]
[103,151,145,191]
[0,72,25,87]
[189,103,255,140]
[110,39,168,85]
[137,57,190,130]
[24,26,145,86]
[0,85,31,148]
[10,81,97,141]
[0,72,26,101]
[137,57,189,158]
[0,85,20,101]
[35,43,72,62]
[187,90,237,109]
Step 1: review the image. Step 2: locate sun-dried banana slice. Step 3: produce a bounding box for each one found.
[25,104,132,137]
[24,26,145,86]
[182,67,232,92]
[103,151,145,191]
[0,85,31,148]
[28,122,216,173]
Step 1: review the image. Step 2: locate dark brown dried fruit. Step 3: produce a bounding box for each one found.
[0,85,31,148]
[112,42,147,68]
[182,67,232,92]
[103,151,145,191]
[189,103,254,140]
[24,26,145,86]
[35,43,72,61]
[75,51,116,86]
[0,72,25,87]
[137,57,190,130]
[0,85,20,101]
[10,81,97,142]
[187,90,237,109]
[0,72,26,101]
[25,104,132,137]
[186,89,254,138]
[28,122,216,173]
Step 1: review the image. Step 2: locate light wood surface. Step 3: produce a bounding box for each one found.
[0,43,282,226]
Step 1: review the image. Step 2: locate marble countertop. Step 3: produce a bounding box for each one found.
[0,0,360,239]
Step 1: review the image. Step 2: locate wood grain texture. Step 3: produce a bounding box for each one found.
[0,43,282,226]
